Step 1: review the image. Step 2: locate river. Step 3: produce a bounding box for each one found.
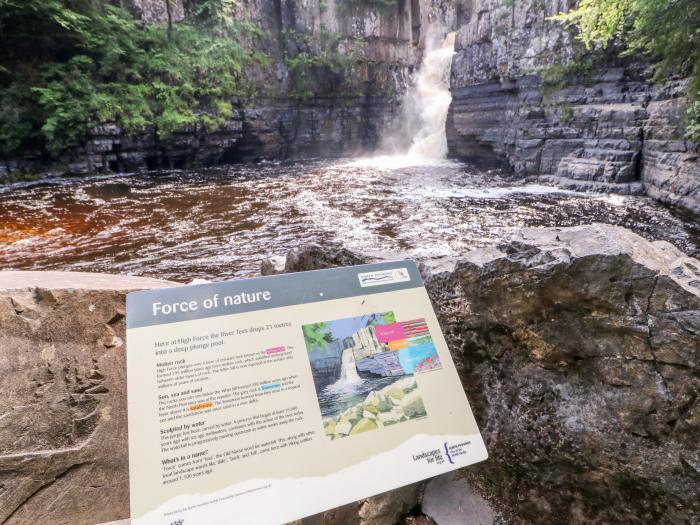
[0,28,698,281]
[0,158,697,282]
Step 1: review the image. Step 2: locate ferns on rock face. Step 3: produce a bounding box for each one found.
[0,1,264,157]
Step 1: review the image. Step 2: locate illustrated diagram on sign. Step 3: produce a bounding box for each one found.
[302,311,442,439]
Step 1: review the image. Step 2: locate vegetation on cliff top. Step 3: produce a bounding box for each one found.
[0,0,266,157]
[553,0,700,141]
[0,1,379,159]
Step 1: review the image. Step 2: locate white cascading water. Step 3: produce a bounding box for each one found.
[336,347,363,385]
[349,27,456,168]
[404,31,456,159]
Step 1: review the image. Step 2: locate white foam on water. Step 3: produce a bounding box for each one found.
[347,28,457,169]
[343,155,460,169]
[400,184,581,200]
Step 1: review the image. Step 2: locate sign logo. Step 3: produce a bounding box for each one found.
[444,442,454,464]
[358,268,411,288]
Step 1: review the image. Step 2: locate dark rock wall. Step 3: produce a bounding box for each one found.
[20,98,397,175]
[125,0,185,23]
[446,0,700,215]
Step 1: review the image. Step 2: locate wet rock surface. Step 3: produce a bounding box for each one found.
[422,472,496,525]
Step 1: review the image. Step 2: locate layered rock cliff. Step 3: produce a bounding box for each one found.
[446,0,700,215]
[2,224,698,524]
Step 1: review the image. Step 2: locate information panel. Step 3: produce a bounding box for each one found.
[126,261,487,524]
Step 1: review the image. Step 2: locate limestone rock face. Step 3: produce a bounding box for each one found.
[0,0,456,180]
[0,273,175,525]
[446,0,700,214]
[127,0,185,23]
[272,223,700,523]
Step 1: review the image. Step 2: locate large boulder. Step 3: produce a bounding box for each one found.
[272,224,700,524]
[0,272,175,525]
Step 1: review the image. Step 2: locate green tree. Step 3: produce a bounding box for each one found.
[0,1,264,157]
[303,323,335,350]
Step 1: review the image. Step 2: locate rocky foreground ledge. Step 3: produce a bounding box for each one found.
[1,224,698,524]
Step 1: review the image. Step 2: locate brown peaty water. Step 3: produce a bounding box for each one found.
[0,158,697,282]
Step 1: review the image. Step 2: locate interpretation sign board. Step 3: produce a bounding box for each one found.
[126,261,487,525]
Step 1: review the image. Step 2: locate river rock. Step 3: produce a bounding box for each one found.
[358,483,422,525]
[270,223,700,523]
[296,483,422,525]
[365,390,394,412]
[350,418,379,435]
[0,271,175,525]
[376,408,406,426]
[400,390,426,418]
[262,245,370,276]
[422,472,496,525]
[324,377,425,439]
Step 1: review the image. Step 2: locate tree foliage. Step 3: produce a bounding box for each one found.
[0,0,262,157]
[303,322,335,351]
[282,26,365,100]
[552,0,700,142]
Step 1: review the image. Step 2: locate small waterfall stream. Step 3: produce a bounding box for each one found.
[336,348,363,385]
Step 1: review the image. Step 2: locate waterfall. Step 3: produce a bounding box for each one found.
[348,27,456,168]
[403,31,457,159]
[336,347,363,385]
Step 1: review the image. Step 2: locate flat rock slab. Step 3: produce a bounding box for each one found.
[0,270,177,291]
[423,472,495,525]
[0,271,174,524]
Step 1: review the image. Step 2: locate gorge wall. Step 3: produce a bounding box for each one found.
[445,0,700,215]
[2,0,698,218]
[0,0,454,179]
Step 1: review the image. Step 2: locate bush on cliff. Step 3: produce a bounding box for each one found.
[553,0,700,143]
[0,0,264,157]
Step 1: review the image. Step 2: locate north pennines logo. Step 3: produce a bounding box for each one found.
[357,268,411,287]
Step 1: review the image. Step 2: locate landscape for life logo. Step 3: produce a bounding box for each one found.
[302,311,442,439]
